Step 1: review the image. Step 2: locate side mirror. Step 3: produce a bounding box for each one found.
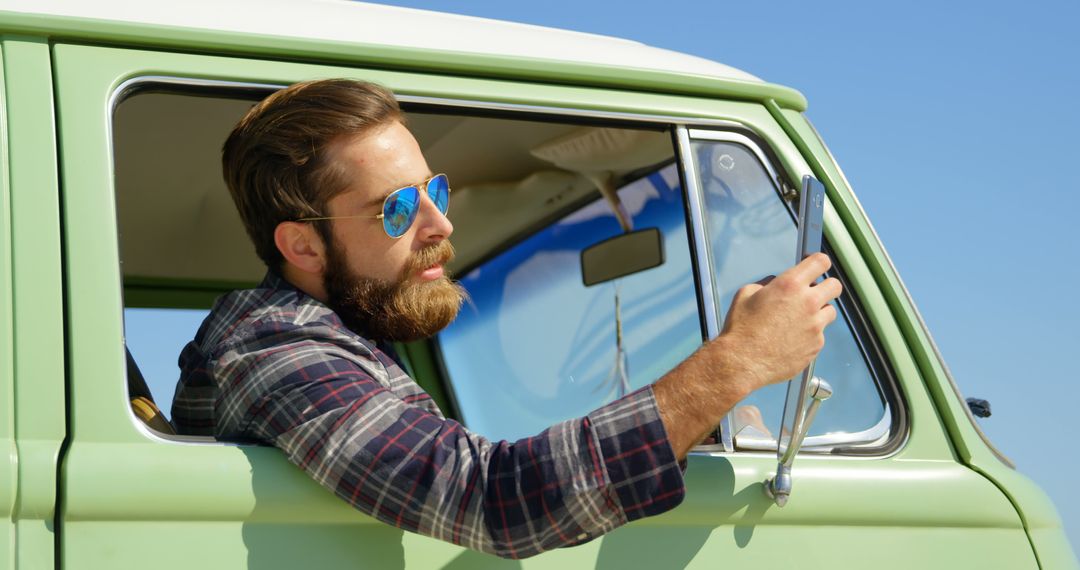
[580,228,664,286]
[967,397,992,418]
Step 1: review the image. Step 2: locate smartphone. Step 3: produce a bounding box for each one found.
[776,175,827,464]
[795,175,825,263]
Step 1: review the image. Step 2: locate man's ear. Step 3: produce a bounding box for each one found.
[274,221,326,275]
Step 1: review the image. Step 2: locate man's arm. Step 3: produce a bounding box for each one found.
[214,323,684,560]
[213,253,840,558]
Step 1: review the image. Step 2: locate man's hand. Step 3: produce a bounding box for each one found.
[653,253,842,458]
[719,252,842,391]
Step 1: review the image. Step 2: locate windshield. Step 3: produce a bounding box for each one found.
[438,164,701,441]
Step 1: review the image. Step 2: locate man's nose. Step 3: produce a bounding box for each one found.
[414,190,453,242]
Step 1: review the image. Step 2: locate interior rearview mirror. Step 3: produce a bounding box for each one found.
[580,228,664,287]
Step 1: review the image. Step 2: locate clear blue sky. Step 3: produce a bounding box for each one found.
[371,0,1079,548]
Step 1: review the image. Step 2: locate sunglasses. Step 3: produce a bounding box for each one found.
[298,173,451,238]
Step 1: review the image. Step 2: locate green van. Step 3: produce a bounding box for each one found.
[0,1,1076,568]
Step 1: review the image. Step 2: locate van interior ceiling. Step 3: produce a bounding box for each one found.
[112,88,676,294]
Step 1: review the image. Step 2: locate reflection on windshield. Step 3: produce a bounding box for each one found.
[440,165,702,442]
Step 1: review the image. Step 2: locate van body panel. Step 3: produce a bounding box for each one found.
[401,525,1035,570]
[47,41,1049,568]
[3,36,64,570]
[61,446,1041,568]
[0,39,16,570]
[980,463,1080,570]
[0,7,808,111]
[1031,526,1080,570]
[3,0,765,83]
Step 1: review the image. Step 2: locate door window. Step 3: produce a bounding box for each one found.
[111,83,695,442]
[689,131,889,449]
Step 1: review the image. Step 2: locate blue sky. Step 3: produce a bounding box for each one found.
[371,0,1079,548]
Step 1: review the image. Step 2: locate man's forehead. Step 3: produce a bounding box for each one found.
[327,122,432,207]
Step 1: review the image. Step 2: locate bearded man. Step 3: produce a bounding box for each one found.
[172,79,841,559]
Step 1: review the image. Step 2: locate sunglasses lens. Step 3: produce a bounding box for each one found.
[382,186,420,237]
[427,174,450,214]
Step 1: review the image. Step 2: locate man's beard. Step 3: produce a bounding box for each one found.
[322,238,465,342]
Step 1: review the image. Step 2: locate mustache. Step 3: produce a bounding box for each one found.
[401,240,455,279]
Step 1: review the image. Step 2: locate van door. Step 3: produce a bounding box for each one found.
[52,41,1038,569]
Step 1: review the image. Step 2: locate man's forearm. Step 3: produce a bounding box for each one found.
[653,335,753,459]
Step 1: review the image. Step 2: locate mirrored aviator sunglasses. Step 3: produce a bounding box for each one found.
[297,173,451,239]
[381,173,450,238]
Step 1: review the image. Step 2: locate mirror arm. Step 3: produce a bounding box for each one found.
[587,172,633,233]
[764,376,833,507]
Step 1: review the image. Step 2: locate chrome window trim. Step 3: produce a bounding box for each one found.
[727,403,892,452]
[111,75,749,129]
[676,126,733,452]
[109,75,282,109]
[397,94,745,128]
[682,129,782,455]
[682,128,895,456]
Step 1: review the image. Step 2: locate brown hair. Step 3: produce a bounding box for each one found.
[222,79,403,270]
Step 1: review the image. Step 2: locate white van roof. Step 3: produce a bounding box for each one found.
[6,0,763,83]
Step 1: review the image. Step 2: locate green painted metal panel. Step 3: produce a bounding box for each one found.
[122,276,257,310]
[62,521,1040,570]
[403,524,1034,569]
[3,36,64,569]
[52,41,1041,568]
[0,10,807,112]
[60,443,1038,568]
[990,466,1080,569]
[0,40,16,570]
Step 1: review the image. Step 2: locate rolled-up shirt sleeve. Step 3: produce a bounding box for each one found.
[213,321,685,559]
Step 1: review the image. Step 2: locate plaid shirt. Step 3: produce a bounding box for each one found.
[172,272,685,559]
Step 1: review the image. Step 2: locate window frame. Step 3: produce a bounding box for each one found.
[108,76,906,458]
[109,76,735,442]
